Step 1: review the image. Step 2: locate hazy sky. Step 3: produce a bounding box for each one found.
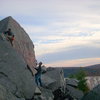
[0,0,100,67]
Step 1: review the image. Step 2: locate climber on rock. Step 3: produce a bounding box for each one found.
[35,62,43,87]
[4,28,15,46]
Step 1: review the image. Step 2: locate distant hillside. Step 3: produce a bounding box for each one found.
[85,64,100,69]
[62,64,100,77]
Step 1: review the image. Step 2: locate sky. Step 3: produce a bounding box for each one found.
[0,0,100,67]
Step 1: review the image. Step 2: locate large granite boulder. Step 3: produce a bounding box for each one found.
[42,68,65,92]
[0,16,36,74]
[41,74,56,87]
[0,18,37,99]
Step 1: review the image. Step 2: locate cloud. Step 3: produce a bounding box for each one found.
[23,25,47,34]
[0,0,100,18]
[37,45,100,64]
[46,58,100,67]
[28,29,100,56]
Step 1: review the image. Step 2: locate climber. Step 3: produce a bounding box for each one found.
[35,62,43,87]
[4,28,15,46]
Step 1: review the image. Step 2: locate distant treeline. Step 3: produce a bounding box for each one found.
[60,64,100,77]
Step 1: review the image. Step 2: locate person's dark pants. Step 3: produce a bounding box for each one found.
[35,73,42,86]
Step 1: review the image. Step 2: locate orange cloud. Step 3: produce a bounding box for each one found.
[46,58,100,67]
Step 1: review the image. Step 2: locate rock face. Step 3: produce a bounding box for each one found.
[0,84,25,100]
[0,17,37,99]
[66,85,84,100]
[34,87,54,100]
[42,68,65,92]
[0,36,36,99]
[0,16,36,74]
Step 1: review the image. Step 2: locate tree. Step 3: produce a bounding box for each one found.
[69,67,89,93]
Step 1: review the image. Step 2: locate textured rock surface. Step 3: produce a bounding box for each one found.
[39,87,54,100]
[0,16,36,74]
[43,68,65,91]
[66,85,84,100]
[34,87,54,100]
[41,74,56,87]
[65,78,79,87]
[0,80,25,100]
[82,84,100,100]
[34,87,41,95]
[0,17,37,99]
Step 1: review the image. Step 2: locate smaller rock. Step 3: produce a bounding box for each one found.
[66,78,79,87]
[34,87,41,95]
[39,87,54,100]
[66,85,84,100]
[53,87,65,100]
